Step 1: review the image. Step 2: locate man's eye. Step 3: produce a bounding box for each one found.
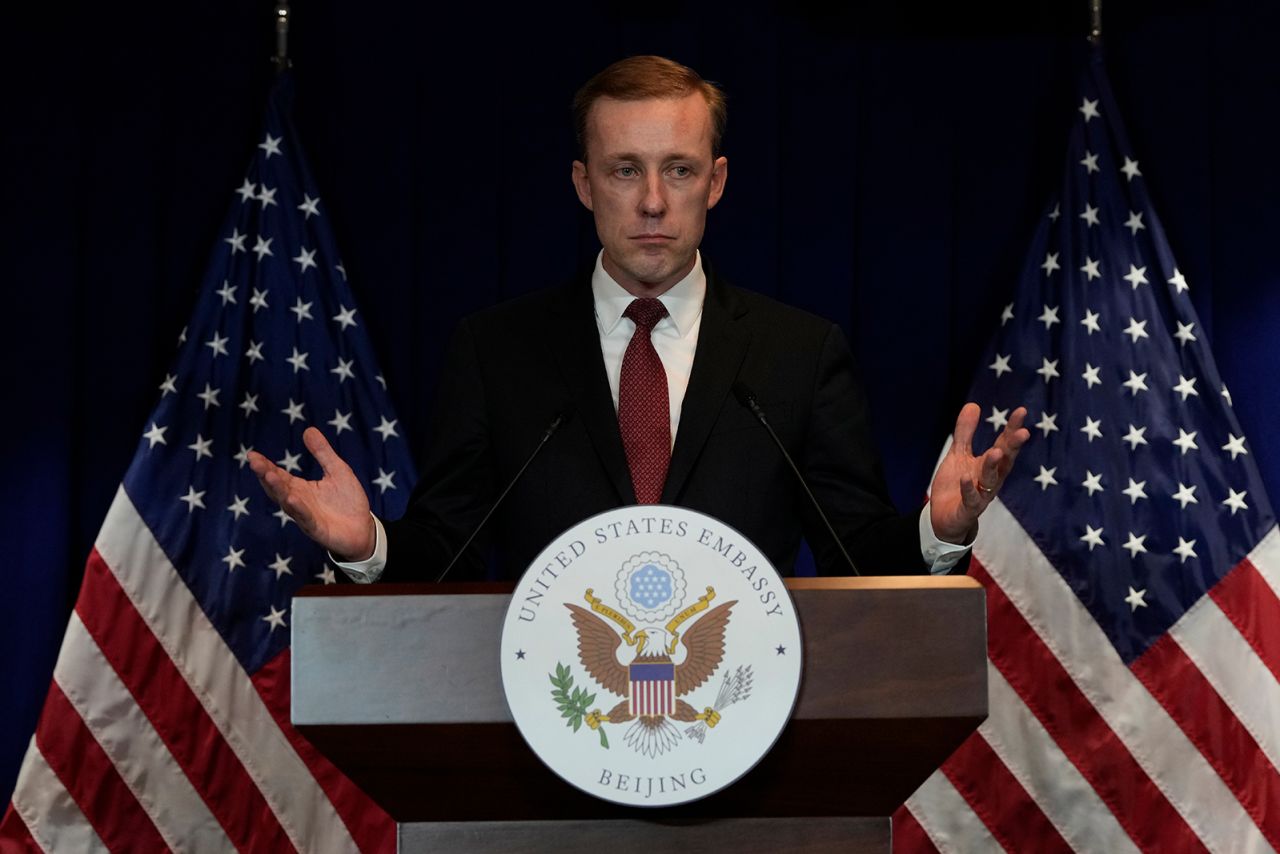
[670,166,691,177]
[617,166,637,178]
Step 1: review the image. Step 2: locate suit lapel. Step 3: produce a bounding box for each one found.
[548,274,637,504]
[661,269,751,503]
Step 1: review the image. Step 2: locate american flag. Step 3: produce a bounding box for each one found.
[896,51,1280,852]
[0,72,413,852]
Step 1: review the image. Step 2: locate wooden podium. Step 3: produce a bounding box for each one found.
[293,576,986,853]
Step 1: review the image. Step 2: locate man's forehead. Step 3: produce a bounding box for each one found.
[584,94,714,159]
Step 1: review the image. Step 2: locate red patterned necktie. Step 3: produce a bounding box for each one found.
[618,298,671,504]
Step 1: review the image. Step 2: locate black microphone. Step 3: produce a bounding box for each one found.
[433,408,572,583]
[732,381,861,577]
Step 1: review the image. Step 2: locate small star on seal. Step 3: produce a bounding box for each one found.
[775,645,786,656]
[515,650,526,660]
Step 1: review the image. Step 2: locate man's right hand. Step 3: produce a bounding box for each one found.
[247,426,376,562]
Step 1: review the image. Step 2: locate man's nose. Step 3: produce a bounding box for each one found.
[639,174,666,216]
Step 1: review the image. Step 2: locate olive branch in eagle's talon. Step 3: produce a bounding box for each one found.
[549,662,609,749]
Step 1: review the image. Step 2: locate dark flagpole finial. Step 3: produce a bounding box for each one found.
[272,1,292,72]
[1089,0,1102,44]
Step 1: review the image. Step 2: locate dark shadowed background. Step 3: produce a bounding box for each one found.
[3,0,1277,803]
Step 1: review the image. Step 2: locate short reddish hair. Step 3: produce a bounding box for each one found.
[572,55,727,161]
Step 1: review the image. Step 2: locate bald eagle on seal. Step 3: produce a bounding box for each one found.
[565,597,736,756]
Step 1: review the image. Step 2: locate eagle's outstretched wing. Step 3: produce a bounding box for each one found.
[564,604,628,697]
[674,600,737,696]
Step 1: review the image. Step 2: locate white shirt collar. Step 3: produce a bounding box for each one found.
[591,250,706,338]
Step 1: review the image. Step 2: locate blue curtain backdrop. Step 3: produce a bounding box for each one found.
[4,1,1278,804]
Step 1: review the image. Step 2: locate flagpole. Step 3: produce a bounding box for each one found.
[273,0,291,72]
[1089,0,1102,43]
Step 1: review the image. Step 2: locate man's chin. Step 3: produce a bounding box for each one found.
[609,250,694,292]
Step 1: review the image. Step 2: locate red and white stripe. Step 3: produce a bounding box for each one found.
[629,678,674,716]
[898,499,1279,853]
[4,486,394,852]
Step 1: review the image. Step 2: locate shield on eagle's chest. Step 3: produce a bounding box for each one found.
[628,660,675,716]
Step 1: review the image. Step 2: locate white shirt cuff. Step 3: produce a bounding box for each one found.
[918,506,972,574]
[330,515,388,583]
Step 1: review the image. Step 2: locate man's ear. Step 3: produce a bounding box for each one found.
[707,156,728,210]
[571,160,593,211]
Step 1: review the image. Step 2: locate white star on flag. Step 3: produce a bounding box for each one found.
[205,333,230,358]
[227,495,250,520]
[293,247,317,272]
[1172,429,1199,455]
[222,546,246,572]
[373,468,397,493]
[286,347,310,373]
[268,554,293,579]
[188,434,213,461]
[290,297,314,323]
[225,228,247,253]
[258,133,283,158]
[333,306,358,330]
[1123,265,1148,289]
[331,358,356,382]
[262,606,288,632]
[1080,416,1103,442]
[179,486,206,513]
[1122,532,1148,557]
[297,194,320,218]
[143,423,168,448]
[277,450,302,474]
[253,235,274,260]
[374,416,400,441]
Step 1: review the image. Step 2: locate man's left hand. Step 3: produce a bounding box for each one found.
[929,403,1030,544]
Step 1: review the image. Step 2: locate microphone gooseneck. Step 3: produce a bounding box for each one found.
[433,408,571,583]
[731,382,861,577]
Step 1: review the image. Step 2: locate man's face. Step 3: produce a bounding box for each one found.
[572,93,728,296]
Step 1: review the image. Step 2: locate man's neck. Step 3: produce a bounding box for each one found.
[601,253,697,298]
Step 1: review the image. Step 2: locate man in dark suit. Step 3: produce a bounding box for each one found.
[249,56,1028,581]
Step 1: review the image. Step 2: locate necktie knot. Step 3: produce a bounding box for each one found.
[624,298,668,332]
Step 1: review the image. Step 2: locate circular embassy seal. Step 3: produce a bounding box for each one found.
[500,505,803,807]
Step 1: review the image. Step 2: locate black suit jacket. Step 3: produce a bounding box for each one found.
[382,264,928,581]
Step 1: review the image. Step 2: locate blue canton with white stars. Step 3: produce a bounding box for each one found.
[122,72,416,675]
[967,54,1275,664]
[630,564,674,610]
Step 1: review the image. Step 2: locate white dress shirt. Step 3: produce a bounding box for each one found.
[593,251,704,446]
[336,250,968,581]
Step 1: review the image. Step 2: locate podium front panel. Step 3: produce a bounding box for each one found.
[292,577,986,822]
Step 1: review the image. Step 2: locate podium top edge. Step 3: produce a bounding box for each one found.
[785,575,982,591]
[295,576,982,598]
